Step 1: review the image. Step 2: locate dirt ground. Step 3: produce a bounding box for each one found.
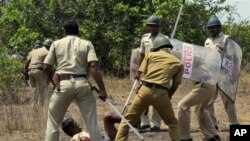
[0,77,250,141]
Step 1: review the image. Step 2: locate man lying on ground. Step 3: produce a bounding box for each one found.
[62,112,121,141]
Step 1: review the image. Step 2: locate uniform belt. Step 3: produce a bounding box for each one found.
[59,74,87,81]
[29,68,43,71]
[142,81,168,91]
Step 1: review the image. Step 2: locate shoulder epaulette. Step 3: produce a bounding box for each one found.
[142,33,150,37]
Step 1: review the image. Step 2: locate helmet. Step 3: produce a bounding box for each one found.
[34,40,42,49]
[151,36,173,51]
[14,46,19,51]
[43,38,53,47]
[207,16,221,28]
[146,15,160,25]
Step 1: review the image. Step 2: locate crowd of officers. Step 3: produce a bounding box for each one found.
[13,14,240,141]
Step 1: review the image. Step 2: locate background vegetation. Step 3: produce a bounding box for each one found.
[1,0,249,73]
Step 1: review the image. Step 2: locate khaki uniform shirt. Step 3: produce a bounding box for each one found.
[71,131,90,141]
[204,32,233,56]
[11,54,24,61]
[139,32,168,54]
[28,46,48,69]
[139,49,183,89]
[44,35,98,75]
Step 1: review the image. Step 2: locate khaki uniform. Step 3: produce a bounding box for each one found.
[177,83,218,139]
[27,47,48,105]
[44,35,102,141]
[115,50,183,141]
[139,32,168,128]
[205,32,239,125]
[11,54,24,61]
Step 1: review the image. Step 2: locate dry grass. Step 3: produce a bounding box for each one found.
[0,71,250,141]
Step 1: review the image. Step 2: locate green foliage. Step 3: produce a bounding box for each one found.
[0,46,25,103]
[223,21,250,66]
[0,0,249,76]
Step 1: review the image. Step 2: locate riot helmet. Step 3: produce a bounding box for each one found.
[151,36,173,52]
[43,38,53,48]
[146,15,160,25]
[34,40,42,49]
[207,16,221,28]
[14,46,19,51]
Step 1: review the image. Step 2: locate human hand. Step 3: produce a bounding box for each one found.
[98,91,107,102]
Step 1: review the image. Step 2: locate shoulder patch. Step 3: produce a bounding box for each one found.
[142,33,150,37]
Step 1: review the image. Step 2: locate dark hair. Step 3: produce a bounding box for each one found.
[63,20,79,35]
[62,118,74,137]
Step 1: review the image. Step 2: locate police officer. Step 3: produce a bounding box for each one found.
[11,46,24,61]
[138,15,169,131]
[34,40,42,49]
[24,38,53,106]
[115,36,182,141]
[205,16,239,129]
[130,38,141,80]
[177,82,220,140]
[43,20,107,141]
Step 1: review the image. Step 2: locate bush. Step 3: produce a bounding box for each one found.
[0,48,25,104]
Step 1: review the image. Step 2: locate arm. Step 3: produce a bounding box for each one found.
[103,112,121,140]
[24,59,31,72]
[138,53,145,67]
[44,64,57,90]
[169,81,179,99]
[89,61,107,101]
[169,64,184,99]
[23,59,31,80]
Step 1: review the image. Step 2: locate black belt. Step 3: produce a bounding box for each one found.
[29,68,43,71]
[142,81,168,91]
[59,74,87,81]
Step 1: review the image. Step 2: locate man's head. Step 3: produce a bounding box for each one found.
[43,38,53,49]
[207,16,222,38]
[151,36,173,52]
[62,118,82,137]
[34,40,42,49]
[146,15,160,36]
[14,46,20,52]
[63,20,79,36]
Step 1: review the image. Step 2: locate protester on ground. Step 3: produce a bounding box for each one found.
[62,112,121,141]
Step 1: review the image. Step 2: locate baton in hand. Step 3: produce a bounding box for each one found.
[92,86,144,141]
[121,80,138,114]
[106,99,144,141]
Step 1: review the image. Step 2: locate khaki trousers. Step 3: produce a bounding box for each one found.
[28,69,47,106]
[141,107,162,127]
[207,89,239,125]
[177,83,217,139]
[115,85,179,141]
[45,78,102,141]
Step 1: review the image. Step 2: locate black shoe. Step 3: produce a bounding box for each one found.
[207,135,221,141]
[150,126,160,132]
[181,138,193,141]
[140,125,150,130]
